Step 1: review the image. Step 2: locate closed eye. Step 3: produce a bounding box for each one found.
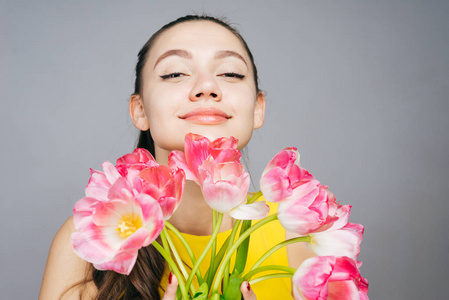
[219,72,245,79]
[160,72,186,79]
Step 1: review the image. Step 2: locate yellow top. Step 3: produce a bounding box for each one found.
[159,201,293,299]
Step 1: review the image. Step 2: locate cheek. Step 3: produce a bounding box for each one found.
[143,88,179,122]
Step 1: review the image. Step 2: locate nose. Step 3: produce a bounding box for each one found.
[189,73,222,102]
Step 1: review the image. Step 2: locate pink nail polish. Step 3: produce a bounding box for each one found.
[169,272,173,284]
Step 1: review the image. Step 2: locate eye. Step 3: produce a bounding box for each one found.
[160,72,186,79]
[219,72,245,79]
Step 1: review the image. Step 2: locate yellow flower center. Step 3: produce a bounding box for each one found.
[115,214,143,239]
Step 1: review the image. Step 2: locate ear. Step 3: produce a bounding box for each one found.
[129,94,150,131]
[253,91,265,129]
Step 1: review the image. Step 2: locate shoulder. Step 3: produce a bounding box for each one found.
[39,216,97,300]
[285,230,316,269]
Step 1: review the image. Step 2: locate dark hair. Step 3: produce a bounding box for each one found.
[135,14,260,157]
[84,15,260,300]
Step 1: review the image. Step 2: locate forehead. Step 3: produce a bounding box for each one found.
[147,21,249,63]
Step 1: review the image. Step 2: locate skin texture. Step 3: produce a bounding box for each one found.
[39,20,313,300]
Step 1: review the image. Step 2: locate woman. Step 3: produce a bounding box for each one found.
[39,15,314,299]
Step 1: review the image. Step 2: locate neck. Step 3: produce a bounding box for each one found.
[168,180,234,236]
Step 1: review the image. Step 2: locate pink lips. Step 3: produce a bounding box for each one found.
[180,107,231,125]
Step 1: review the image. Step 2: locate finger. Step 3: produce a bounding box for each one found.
[241,281,257,300]
[162,272,178,300]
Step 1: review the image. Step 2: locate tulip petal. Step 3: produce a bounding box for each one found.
[199,162,250,213]
[278,202,326,236]
[310,223,364,260]
[293,256,334,300]
[102,161,121,185]
[85,170,111,200]
[72,230,117,264]
[287,180,321,206]
[184,134,211,177]
[260,167,293,203]
[229,201,270,220]
[94,249,138,275]
[116,148,156,166]
[108,177,135,201]
[168,150,198,182]
[325,204,351,232]
[261,147,298,178]
[201,179,247,213]
[73,197,99,230]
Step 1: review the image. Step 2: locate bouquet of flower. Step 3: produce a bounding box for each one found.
[72,133,369,299]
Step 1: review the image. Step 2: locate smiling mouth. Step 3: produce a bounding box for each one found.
[179,107,231,125]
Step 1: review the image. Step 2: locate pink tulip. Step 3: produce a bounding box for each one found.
[169,134,260,217]
[277,181,329,236]
[139,165,185,220]
[115,148,159,189]
[116,148,158,172]
[73,148,185,274]
[277,181,352,236]
[72,177,164,275]
[309,223,364,260]
[293,256,369,300]
[260,147,314,203]
[198,157,250,213]
[169,133,241,182]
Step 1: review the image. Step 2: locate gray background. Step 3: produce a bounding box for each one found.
[1,0,448,299]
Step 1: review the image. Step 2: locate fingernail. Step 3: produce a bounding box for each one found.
[247,282,251,292]
[169,272,173,284]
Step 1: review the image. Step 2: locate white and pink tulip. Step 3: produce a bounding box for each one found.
[169,133,268,219]
[72,178,164,275]
[260,147,314,203]
[169,133,241,183]
[293,256,369,300]
[309,222,364,260]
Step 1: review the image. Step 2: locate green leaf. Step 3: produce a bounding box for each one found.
[191,283,208,300]
[204,235,231,287]
[197,282,208,295]
[234,219,252,274]
[209,294,223,300]
[223,270,243,300]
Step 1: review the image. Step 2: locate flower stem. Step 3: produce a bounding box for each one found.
[248,191,263,204]
[249,273,294,285]
[160,226,170,252]
[249,236,311,271]
[161,227,196,295]
[222,219,242,291]
[243,265,296,281]
[152,240,188,299]
[185,213,224,292]
[204,235,231,289]
[211,214,278,294]
[206,211,218,287]
[164,221,203,284]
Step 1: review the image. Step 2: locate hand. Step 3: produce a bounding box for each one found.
[240,281,257,300]
[162,273,178,300]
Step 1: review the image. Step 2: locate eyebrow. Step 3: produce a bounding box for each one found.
[153,49,192,69]
[214,50,248,66]
[153,49,248,70]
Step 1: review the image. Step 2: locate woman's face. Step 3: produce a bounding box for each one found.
[131,21,265,162]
